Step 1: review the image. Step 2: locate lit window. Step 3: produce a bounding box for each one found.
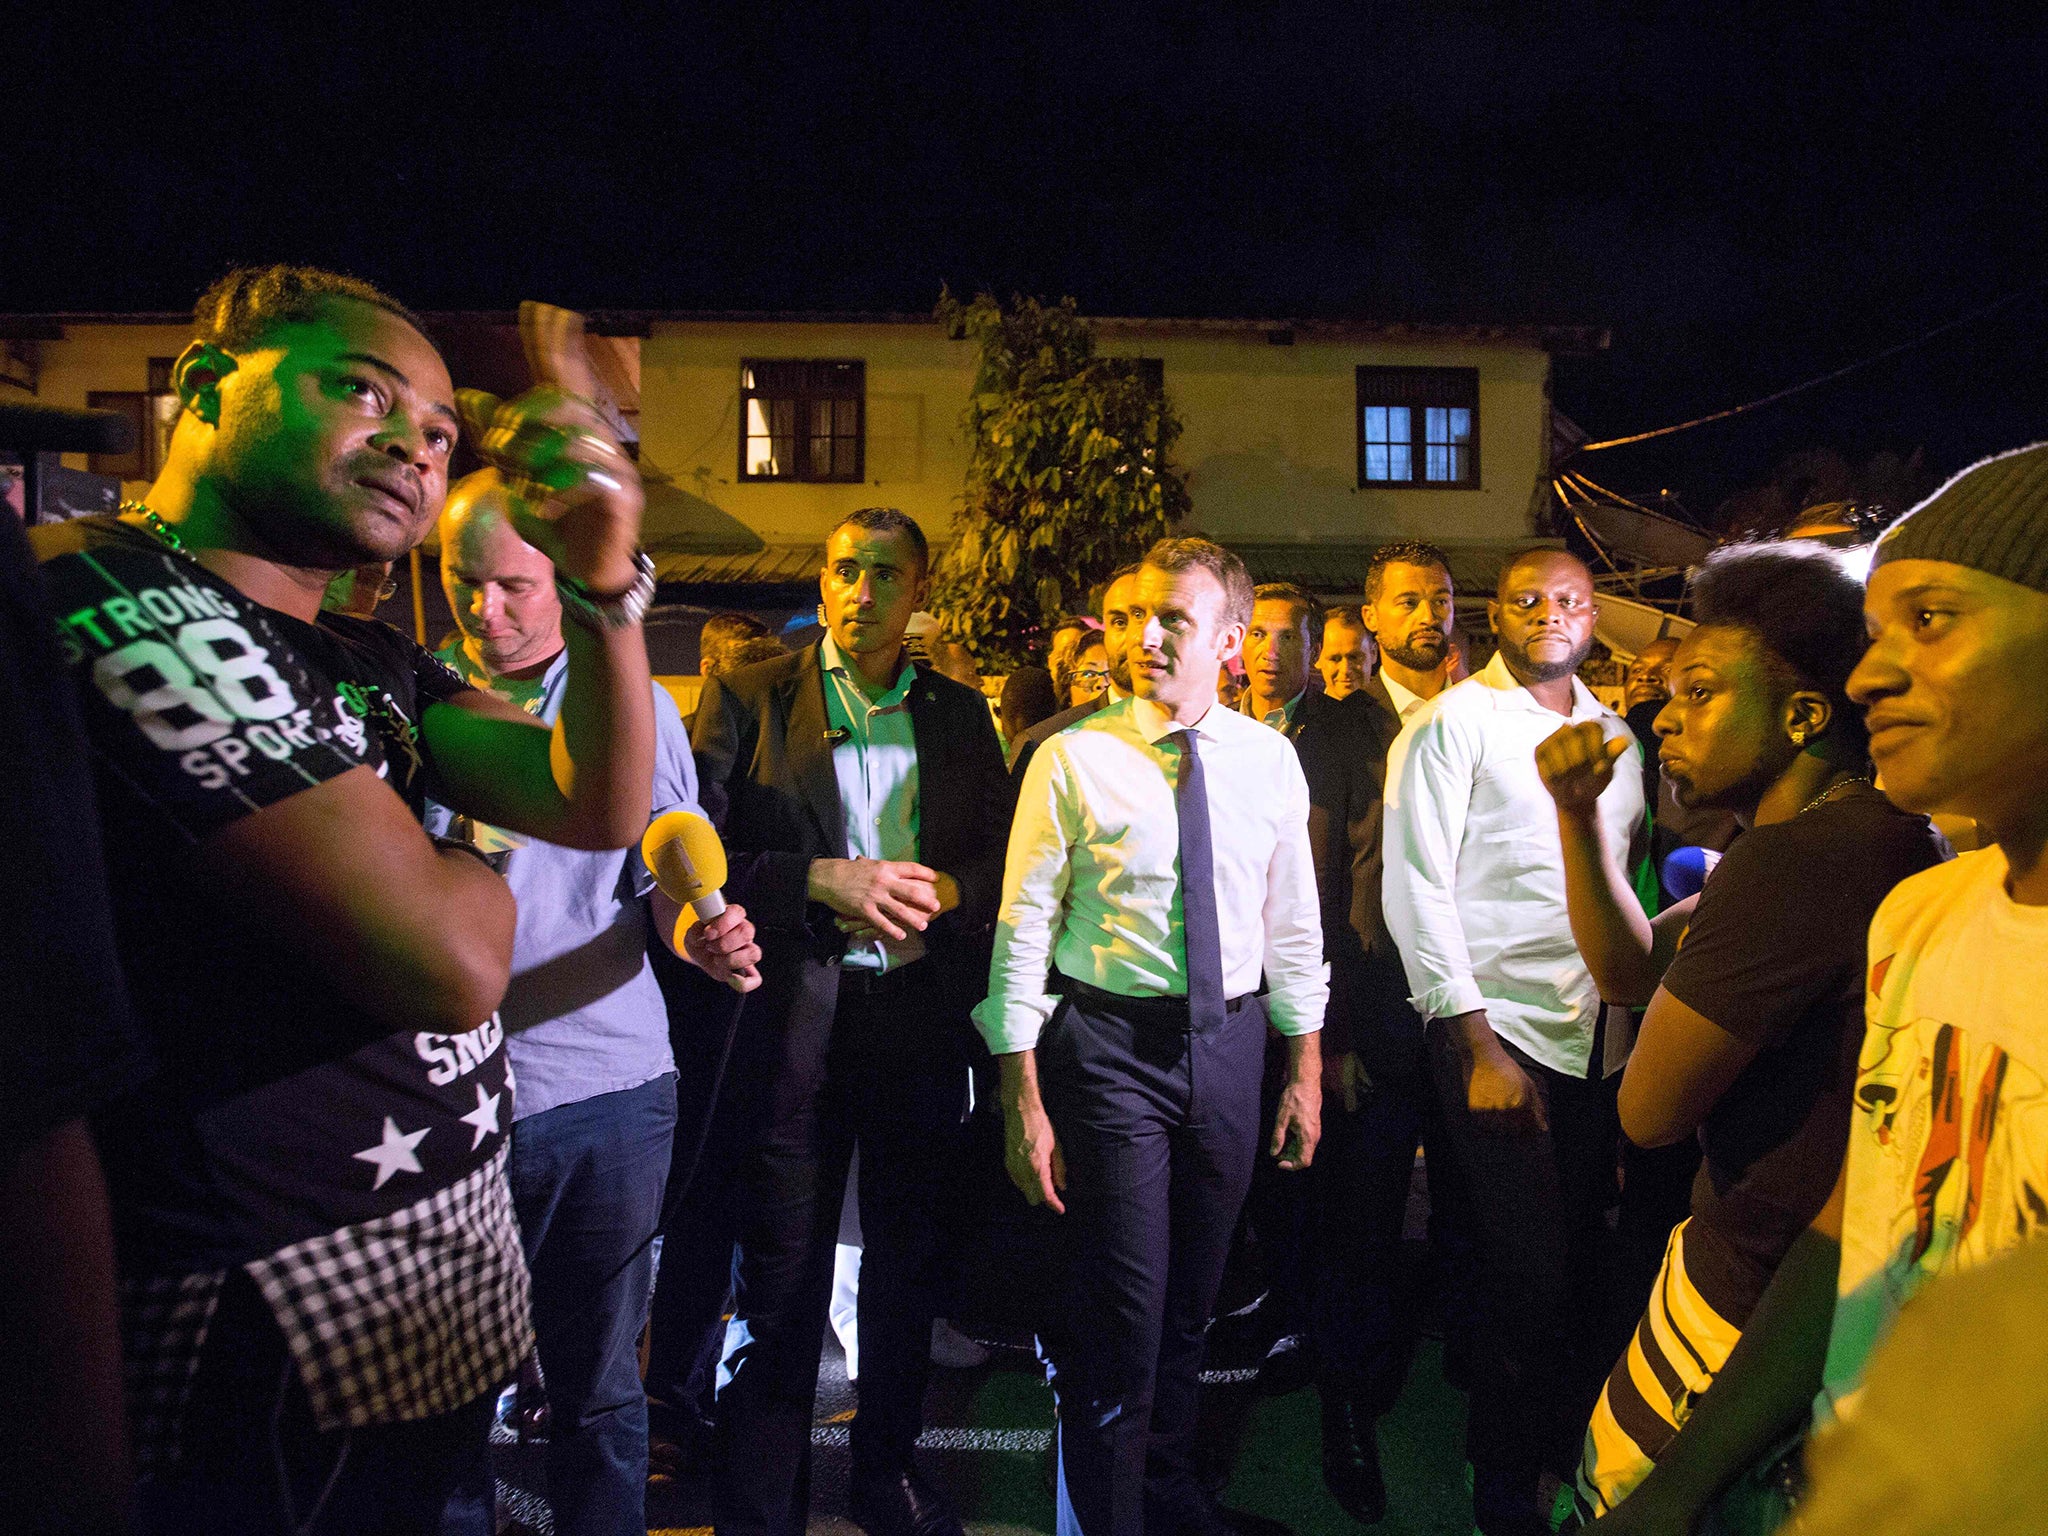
[1362,405,1412,483]
[1356,367,1479,488]
[1425,406,1473,483]
[740,360,864,482]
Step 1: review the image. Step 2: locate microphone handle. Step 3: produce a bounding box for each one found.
[679,888,752,992]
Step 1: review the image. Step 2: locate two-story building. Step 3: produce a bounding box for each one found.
[2,308,1606,677]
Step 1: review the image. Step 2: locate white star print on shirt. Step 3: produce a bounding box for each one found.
[459,1083,503,1150]
[353,1116,429,1191]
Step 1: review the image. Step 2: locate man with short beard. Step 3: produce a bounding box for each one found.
[1361,540,1457,719]
[1236,581,1409,1522]
[1275,541,1476,1519]
[1382,549,1646,1536]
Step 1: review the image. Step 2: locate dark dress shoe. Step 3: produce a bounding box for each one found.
[1320,1393,1387,1526]
[1259,1332,1317,1398]
[646,1394,722,1482]
[1192,1502,1295,1536]
[849,1467,966,1536]
[1470,1464,1549,1536]
[1154,1489,1294,1536]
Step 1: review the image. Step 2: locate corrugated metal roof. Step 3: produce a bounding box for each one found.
[652,545,824,586]
[651,538,1562,593]
[1235,539,1562,595]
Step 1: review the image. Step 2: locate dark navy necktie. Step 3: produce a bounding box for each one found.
[1172,729,1227,1033]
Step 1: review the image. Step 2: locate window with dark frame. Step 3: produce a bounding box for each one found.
[86,392,151,481]
[1356,366,1479,488]
[87,357,182,482]
[740,359,865,482]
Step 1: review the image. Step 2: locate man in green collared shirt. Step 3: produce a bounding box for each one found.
[689,509,1009,1536]
[819,627,928,971]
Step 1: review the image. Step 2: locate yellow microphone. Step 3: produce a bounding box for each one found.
[643,809,728,915]
[642,810,754,990]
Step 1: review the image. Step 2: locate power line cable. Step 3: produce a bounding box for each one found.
[1579,278,2048,453]
[1567,470,1667,518]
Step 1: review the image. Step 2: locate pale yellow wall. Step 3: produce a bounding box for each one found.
[637,322,978,551]
[27,319,1555,553]
[28,324,192,414]
[640,319,1551,553]
[1094,328,1552,548]
[24,324,193,493]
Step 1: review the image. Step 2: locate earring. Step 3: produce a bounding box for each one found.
[1790,728,1808,747]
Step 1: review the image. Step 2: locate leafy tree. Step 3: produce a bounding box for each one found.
[1715,445,1933,537]
[930,290,1190,669]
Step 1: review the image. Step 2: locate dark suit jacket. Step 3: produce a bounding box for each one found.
[691,642,1012,1036]
[1285,682,1422,1082]
[1005,691,1108,780]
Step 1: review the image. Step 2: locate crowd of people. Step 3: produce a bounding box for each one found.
[5,265,2045,1536]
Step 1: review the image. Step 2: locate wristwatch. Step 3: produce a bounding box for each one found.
[557,549,657,632]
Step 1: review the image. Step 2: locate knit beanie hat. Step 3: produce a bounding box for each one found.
[1872,442,2048,594]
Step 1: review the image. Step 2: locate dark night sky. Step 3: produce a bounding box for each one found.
[8,4,2045,511]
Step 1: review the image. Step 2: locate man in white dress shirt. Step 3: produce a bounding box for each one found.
[978,537,1329,1536]
[1381,549,1646,1536]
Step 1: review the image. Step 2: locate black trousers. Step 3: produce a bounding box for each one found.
[646,956,775,1419]
[1247,1028,1472,1415]
[1425,1024,1619,1482]
[1617,1133,1703,1311]
[715,961,973,1536]
[1037,987,1267,1536]
[145,1272,495,1536]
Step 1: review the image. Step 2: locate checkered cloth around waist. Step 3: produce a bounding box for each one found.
[121,1144,532,1472]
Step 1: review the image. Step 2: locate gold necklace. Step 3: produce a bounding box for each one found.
[1797,773,1873,817]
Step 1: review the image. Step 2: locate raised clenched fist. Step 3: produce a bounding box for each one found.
[1536,719,1629,819]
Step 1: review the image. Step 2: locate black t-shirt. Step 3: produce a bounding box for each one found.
[30,517,511,1273]
[1661,784,1947,1321]
[0,510,150,1163]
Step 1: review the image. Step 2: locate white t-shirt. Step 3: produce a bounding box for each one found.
[1818,847,2048,1425]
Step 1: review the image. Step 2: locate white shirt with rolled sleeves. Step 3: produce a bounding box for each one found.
[1381,650,1646,1078]
[973,693,1328,1055]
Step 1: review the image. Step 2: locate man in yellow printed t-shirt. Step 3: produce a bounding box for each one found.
[1587,442,2048,1536]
